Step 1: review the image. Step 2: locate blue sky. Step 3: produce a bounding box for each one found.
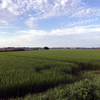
[0,0,100,47]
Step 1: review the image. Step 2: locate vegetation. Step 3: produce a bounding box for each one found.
[16,72,100,100]
[0,48,25,52]
[44,47,49,50]
[0,49,100,99]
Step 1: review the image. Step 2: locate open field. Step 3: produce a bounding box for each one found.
[0,49,100,99]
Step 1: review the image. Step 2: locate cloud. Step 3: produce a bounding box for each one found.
[1,24,100,47]
[0,27,18,28]
[20,18,23,19]
[25,18,38,28]
[0,0,100,27]
[22,0,83,27]
[0,32,7,33]
[0,0,23,25]
[0,7,16,25]
[16,24,100,39]
[2,0,82,19]
[68,18,99,26]
[0,1,18,25]
[71,8,100,17]
[1,0,22,15]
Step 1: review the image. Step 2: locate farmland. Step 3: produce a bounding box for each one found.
[0,49,100,99]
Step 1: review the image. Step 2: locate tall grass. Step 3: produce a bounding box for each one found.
[0,49,100,98]
[0,54,79,98]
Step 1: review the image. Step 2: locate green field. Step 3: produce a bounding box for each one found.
[0,49,100,99]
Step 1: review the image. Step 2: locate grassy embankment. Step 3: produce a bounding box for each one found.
[0,49,100,99]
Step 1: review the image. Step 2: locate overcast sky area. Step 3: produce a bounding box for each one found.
[0,0,100,47]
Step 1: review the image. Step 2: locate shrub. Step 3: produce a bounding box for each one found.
[44,47,49,50]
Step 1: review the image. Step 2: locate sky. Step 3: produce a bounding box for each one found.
[0,0,100,47]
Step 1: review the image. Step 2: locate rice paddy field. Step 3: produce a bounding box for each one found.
[0,49,100,100]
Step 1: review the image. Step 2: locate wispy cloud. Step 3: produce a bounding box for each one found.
[71,8,100,17]
[0,0,100,28]
[23,0,83,27]
[25,18,38,28]
[0,32,7,33]
[0,7,16,25]
[16,24,100,38]
[0,0,20,25]
[0,27,18,28]
[0,0,83,27]
[1,0,22,15]
[68,18,98,26]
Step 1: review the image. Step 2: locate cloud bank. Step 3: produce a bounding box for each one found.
[0,25,98,46]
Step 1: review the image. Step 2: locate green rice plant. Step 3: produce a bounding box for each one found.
[8,71,100,100]
[0,49,100,99]
[1,49,100,70]
[0,54,79,99]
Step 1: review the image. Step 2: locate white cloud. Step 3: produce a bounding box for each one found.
[0,27,18,28]
[0,32,7,33]
[0,0,100,27]
[20,18,23,19]
[72,8,100,17]
[0,8,16,25]
[0,0,23,25]
[68,18,99,26]
[1,24,100,47]
[1,0,21,15]
[16,24,100,39]
[28,14,32,17]
[0,1,17,25]
[25,18,38,28]
[16,0,83,27]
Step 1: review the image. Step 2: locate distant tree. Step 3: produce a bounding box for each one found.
[0,48,25,52]
[44,46,49,50]
[14,48,25,51]
[33,48,39,50]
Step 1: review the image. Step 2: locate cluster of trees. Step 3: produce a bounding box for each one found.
[0,47,49,52]
[33,47,49,50]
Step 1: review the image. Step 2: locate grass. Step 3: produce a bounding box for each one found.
[0,54,79,99]
[0,49,100,99]
[9,71,100,100]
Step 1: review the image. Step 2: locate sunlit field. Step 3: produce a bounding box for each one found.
[0,49,100,99]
